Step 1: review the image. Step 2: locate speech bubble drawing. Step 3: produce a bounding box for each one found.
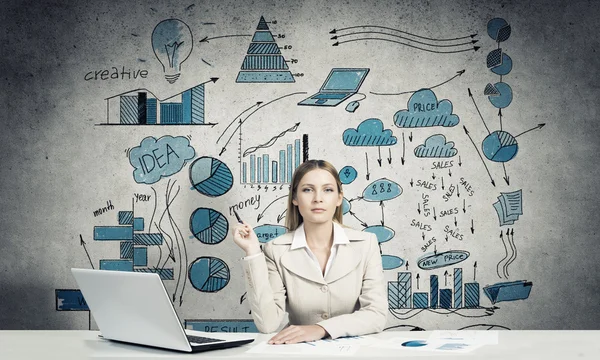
[361,178,403,202]
[129,136,195,184]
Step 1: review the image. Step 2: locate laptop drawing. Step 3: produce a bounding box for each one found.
[71,268,255,353]
[298,68,370,107]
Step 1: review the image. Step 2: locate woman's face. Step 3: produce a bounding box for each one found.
[292,168,343,226]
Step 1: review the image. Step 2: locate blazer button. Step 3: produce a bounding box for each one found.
[321,285,328,293]
[321,313,329,319]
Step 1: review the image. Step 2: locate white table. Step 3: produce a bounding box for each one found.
[0,330,598,359]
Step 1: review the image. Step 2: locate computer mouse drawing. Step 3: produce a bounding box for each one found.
[345,101,360,113]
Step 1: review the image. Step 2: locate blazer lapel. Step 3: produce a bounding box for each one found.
[324,242,361,283]
[280,249,326,285]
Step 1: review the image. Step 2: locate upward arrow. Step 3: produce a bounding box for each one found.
[79,234,94,269]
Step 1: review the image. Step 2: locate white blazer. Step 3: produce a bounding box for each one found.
[242,225,387,339]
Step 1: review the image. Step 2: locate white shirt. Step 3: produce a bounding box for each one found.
[290,222,350,278]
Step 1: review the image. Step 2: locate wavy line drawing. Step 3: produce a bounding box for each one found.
[503,230,517,277]
[243,122,300,157]
[496,231,510,279]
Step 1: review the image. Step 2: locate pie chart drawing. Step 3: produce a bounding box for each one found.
[188,256,230,292]
[190,208,228,244]
[482,131,518,162]
[491,53,513,76]
[488,82,513,109]
[189,157,233,197]
[487,18,511,42]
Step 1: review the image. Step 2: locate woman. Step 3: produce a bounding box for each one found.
[232,160,387,344]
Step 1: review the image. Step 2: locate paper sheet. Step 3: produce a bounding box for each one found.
[245,335,379,356]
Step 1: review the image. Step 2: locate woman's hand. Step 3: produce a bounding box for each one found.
[232,221,261,256]
[268,325,327,345]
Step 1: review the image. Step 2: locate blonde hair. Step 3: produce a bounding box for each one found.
[285,159,344,231]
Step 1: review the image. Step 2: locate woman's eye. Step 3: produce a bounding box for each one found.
[325,188,334,192]
[302,188,312,192]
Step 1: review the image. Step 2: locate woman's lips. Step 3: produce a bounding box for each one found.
[311,208,326,212]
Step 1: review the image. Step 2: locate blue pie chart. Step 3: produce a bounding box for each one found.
[189,157,233,197]
[487,18,511,42]
[190,208,228,244]
[488,82,513,109]
[491,53,513,76]
[188,257,230,292]
[482,131,518,162]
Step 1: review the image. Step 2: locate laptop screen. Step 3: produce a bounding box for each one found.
[322,69,369,91]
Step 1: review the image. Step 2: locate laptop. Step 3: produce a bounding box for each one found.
[298,68,370,107]
[71,268,255,353]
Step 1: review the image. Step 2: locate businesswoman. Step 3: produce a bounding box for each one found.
[232,159,387,344]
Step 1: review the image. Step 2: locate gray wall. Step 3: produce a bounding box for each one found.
[1,0,599,331]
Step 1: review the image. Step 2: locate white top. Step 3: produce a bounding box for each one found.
[244,222,349,278]
[289,222,349,277]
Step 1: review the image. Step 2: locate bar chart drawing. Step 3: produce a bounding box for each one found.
[102,78,218,125]
[388,267,488,317]
[240,134,308,184]
[93,208,174,280]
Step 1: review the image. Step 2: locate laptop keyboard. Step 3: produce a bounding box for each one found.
[313,93,349,99]
[187,335,224,345]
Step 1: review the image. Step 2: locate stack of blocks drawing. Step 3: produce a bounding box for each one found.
[55,13,539,333]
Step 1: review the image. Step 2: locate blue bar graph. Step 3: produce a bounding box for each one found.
[100,259,133,271]
[115,82,205,125]
[242,162,247,183]
[465,282,480,308]
[133,233,163,245]
[413,292,429,308]
[294,139,300,170]
[257,160,262,183]
[120,96,137,124]
[160,103,183,124]
[147,98,157,124]
[190,84,205,124]
[430,275,438,308]
[263,155,269,183]
[118,211,133,225]
[182,90,192,124]
[440,289,452,309]
[279,150,286,183]
[242,136,306,185]
[120,241,133,259]
[133,217,144,231]
[387,269,479,310]
[388,282,402,309]
[397,272,411,308]
[133,247,147,266]
[454,268,463,308]
[94,226,133,240]
[250,155,255,183]
[287,144,293,181]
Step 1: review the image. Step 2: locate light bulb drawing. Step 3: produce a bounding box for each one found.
[151,19,193,84]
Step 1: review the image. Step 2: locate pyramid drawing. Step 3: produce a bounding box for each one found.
[236,16,295,83]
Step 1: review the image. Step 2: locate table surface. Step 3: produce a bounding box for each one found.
[0,330,599,359]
